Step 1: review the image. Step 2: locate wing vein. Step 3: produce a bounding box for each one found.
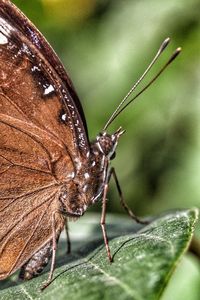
[0,190,58,248]
[0,92,30,121]
[0,117,54,166]
[8,197,54,276]
[0,153,52,175]
[0,183,58,210]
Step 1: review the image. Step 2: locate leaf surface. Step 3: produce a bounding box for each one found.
[0,209,198,300]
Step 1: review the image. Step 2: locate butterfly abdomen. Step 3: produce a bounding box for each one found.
[19,241,52,280]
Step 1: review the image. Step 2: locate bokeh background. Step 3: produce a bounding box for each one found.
[12,0,200,299]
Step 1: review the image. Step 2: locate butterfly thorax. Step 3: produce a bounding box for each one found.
[59,128,124,218]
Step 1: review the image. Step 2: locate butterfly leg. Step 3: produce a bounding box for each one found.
[101,181,113,262]
[101,167,147,263]
[110,167,148,225]
[40,211,58,290]
[65,220,71,254]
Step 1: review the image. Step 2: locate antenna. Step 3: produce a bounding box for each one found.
[103,38,181,131]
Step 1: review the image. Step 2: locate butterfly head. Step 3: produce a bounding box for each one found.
[95,127,125,160]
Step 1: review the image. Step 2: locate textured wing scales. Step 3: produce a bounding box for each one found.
[0,185,65,278]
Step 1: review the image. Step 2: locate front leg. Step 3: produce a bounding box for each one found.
[65,220,71,254]
[100,167,148,263]
[111,167,148,225]
[100,181,113,262]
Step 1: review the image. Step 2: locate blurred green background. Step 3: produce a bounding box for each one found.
[11,0,200,299]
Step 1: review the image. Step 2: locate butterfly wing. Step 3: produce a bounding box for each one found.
[0,186,65,279]
[0,0,89,277]
[0,0,89,157]
[2,0,88,138]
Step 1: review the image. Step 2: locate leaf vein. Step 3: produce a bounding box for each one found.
[88,260,142,300]
[20,286,34,300]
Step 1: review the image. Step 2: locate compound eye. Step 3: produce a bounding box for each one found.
[110,151,116,160]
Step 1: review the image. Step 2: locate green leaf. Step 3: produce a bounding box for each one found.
[0,209,198,300]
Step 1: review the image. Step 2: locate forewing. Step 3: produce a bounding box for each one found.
[0,0,90,158]
[0,0,87,277]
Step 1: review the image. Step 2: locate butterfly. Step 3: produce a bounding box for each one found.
[0,0,181,289]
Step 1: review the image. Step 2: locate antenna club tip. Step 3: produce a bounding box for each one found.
[173,47,182,58]
[160,37,171,52]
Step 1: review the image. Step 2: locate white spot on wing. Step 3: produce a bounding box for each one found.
[31,65,41,72]
[61,113,67,121]
[44,84,55,95]
[0,32,8,44]
[0,17,13,44]
[0,17,13,35]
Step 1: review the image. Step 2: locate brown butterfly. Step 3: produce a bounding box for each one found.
[0,0,181,289]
